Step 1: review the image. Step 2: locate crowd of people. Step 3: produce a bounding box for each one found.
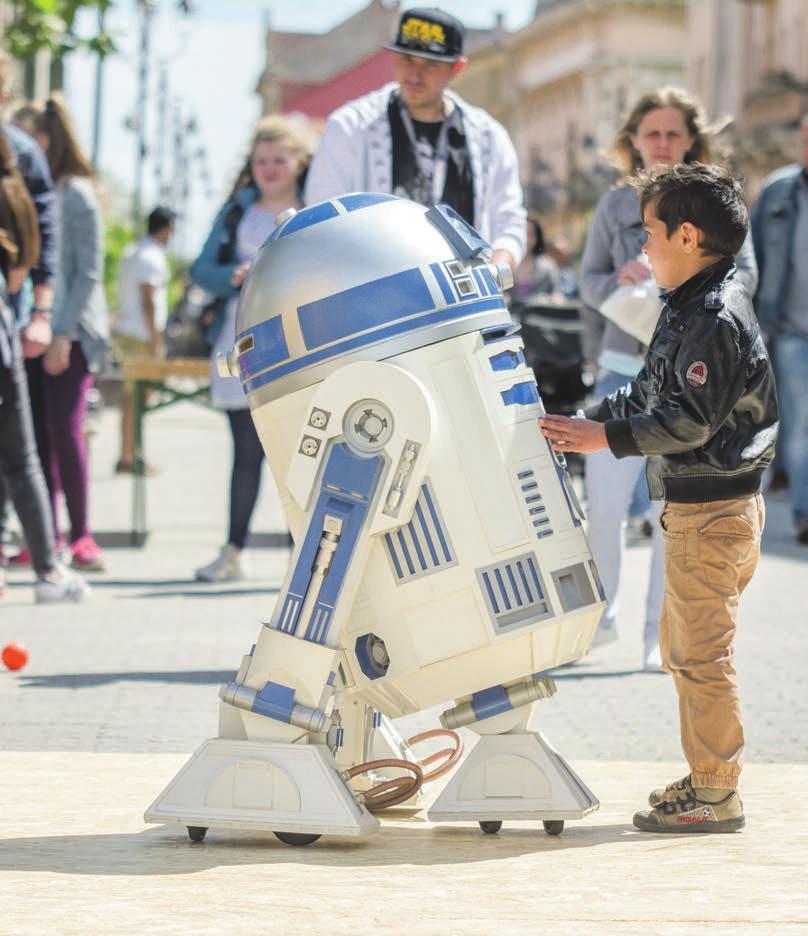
[0,1,805,833]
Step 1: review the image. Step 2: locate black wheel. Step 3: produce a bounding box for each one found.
[273,831,322,847]
[479,820,502,835]
[187,826,207,842]
[543,819,564,836]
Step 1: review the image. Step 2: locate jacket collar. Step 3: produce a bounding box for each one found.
[234,185,259,208]
[666,257,735,308]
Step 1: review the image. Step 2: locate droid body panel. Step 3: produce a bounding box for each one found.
[145,195,604,842]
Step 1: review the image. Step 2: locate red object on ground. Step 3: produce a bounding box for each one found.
[2,642,29,671]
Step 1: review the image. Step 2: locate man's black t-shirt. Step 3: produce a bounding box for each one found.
[388,97,475,225]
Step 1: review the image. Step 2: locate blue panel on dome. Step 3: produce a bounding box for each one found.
[430,263,455,304]
[244,295,507,395]
[298,268,434,350]
[481,267,500,296]
[276,201,340,238]
[338,193,398,212]
[236,314,289,381]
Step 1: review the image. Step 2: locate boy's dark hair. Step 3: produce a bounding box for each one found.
[147,205,176,236]
[636,163,748,258]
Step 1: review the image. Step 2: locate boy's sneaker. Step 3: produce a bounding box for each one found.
[635,783,745,834]
[70,535,106,571]
[195,544,243,583]
[648,773,695,808]
[35,564,91,604]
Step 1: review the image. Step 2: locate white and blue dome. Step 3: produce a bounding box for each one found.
[233,193,512,405]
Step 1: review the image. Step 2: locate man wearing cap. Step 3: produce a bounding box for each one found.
[305,7,526,270]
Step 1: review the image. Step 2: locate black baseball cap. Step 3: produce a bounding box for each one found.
[384,7,465,63]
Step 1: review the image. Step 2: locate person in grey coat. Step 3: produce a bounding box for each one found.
[579,87,758,671]
[32,98,109,571]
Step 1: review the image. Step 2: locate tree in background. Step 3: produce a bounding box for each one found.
[4,0,115,67]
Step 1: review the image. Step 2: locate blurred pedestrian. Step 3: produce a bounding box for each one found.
[547,236,579,301]
[9,102,38,138]
[305,6,526,270]
[113,205,174,474]
[511,216,559,301]
[0,53,59,564]
[190,116,312,582]
[31,97,110,571]
[579,87,758,670]
[751,113,808,544]
[0,127,88,602]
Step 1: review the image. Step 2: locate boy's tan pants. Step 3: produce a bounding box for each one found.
[658,493,765,790]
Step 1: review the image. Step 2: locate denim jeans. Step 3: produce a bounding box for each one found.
[226,408,265,550]
[773,334,808,523]
[584,369,664,636]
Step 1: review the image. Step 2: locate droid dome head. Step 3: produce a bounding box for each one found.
[229,194,514,405]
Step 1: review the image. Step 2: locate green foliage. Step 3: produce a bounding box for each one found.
[4,1,116,61]
[167,253,189,311]
[103,219,134,319]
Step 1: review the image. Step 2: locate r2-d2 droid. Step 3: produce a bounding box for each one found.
[146,194,605,845]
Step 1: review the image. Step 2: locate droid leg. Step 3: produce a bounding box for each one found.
[145,444,390,842]
[427,677,598,834]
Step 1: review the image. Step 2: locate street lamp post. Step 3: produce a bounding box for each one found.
[132,0,157,228]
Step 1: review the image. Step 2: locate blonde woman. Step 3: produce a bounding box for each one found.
[190,116,313,582]
[579,87,758,670]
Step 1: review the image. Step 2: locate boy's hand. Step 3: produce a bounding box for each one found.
[539,414,608,454]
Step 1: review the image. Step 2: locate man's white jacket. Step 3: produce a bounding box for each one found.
[305,83,527,264]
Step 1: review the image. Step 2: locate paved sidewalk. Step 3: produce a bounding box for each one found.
[1,754,806,935]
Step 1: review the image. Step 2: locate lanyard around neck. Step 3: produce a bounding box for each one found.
[396,93,451,204]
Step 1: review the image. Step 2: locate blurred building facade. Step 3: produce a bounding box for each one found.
[258,0,400,122]
[258,0,503,128]
[687,0,808,188]
[452,0,687,240]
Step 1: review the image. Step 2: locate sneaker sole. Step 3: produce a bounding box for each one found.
[194,571,243,583]
[72,558,106,572]
[634,813,745,834]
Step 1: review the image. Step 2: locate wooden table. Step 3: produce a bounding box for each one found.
[123,357,211,544]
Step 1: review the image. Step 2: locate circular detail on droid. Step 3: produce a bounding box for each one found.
[343,399,394,453]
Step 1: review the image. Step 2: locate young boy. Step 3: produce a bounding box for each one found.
[540,163,778,833]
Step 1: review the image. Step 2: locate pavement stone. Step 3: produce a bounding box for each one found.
[0,754,806,935]
[1,402,806,767]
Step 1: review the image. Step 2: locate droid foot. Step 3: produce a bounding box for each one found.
[427,730,598,827]
[145,738,379,840]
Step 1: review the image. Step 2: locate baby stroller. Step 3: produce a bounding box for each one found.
[511,295,589,475]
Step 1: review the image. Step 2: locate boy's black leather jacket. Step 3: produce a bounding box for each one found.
[585,258,779,502]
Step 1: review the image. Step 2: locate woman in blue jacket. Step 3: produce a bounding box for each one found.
[190,116,312,582]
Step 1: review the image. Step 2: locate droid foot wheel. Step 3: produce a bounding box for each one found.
[273,831,322,847]
[479,820,502,835]
[543,820,564,836]
[187,826,207,842]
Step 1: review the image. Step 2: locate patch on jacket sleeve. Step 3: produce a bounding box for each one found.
[685,361,708,387]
